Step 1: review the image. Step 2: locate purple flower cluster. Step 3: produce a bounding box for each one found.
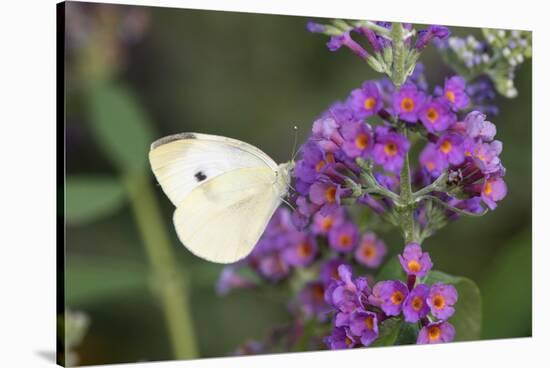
[247,207,318,281]
[420,110,507,210]
[307,21,449,63]
[324,243,457,348]
[217,206,388,319]
[293,68,507,233]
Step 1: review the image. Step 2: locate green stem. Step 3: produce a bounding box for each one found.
[417,195,489,217]
[412,172,448,199]
[399,130,417,244]
[391,23,406,88]
[123,173,198,360]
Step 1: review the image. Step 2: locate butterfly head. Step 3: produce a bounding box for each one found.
[276,161,295,193]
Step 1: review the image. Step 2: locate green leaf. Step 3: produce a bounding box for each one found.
[371,317,402,347]
[425,270,482,341]
[376,257,404,282]
[66,175,126,225]
[394,322,419,345]
[480,232,531,339]
[88,81,155,174]
[66,257,149,306]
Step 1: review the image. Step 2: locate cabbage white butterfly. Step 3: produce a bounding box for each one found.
[149,132,294,264]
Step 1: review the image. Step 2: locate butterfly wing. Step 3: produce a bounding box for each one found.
[173,166,284,263]
[149,132,278,207]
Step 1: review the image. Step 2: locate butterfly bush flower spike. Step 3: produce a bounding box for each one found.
[215,19,525,353]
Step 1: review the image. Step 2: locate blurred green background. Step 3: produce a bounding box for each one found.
[63,2,532,365]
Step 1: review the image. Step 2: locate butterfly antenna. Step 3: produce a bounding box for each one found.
[281,196,296,211]
[290,125,299,162]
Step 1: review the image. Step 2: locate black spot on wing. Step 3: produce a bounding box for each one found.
[195,171,207,182]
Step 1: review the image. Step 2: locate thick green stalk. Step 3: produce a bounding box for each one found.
[391,23,406,88]
[399,131,417,244]
[123,173,198,360]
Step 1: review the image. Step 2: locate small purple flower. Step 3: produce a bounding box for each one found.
[440,76,470,110]
[327,31,369,60]
[417,321,455,344]
[427,283,458,320]
[340,120,374,159]
[348,81,383,118]
[312,117,344,152]
[349,310,379,346]
[436,133,465,166]
[446,197,485,220]
[299,281,331,319]
[393,83,426,122]
[282,233,318,267]
[354,232,387,268]
[420,143,447,177]
[292,195,320,228]
[319,258,351,285]
[322,101,355,124]
[311,207,345,235]
[306,21,325,34]
[328,222,359,253]
[469,140,503,175]
[398,243,433,277]
[233,340,264,355]
[419,97,456,133]
[373,126,410,174]
[216,266,256,296]
[481,176,507,210]
[256,253,290,282]
[369,280,408,316]
[309,181,342,207]
[325,265,371,314]
[464,111,496,142]
[294,140,335,190]
[324,326,357,349]
[415,25,450,50]
[402,284,430,323]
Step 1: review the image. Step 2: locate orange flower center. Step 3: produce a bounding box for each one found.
[362,243,376,260]
[412,296,424,311]
[312,284,325,302]
[355,133,369,150]
[325,187,336,203]
[364,97,377,110]
[428,325,441,341]
[484,181,493,196]
[339,234,352,248]
[407,260,422,273]
[391,291,405,305]
[445,90,456,103]
[440,140,452,154]
[475,151,486,162]
[384,142,398,157]
[432,294,446,309]
[321,216,334,231]
[365,315,374,330]
[314,153,335,172]
[425,161,436,172]
[345,337,353,346]
[330,268,340,280]
[315,160,325,172]
[426,107,439,123]
[297,242,312,258]
[401,97,415,112]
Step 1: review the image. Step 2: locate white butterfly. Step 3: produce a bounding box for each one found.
[149,132,294,264]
